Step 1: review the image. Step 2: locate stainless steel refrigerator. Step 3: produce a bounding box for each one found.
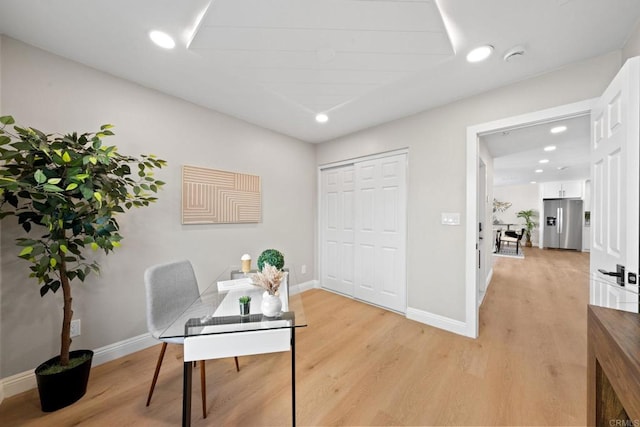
[543,199,583,250]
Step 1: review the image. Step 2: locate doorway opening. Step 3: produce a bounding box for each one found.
[465,99,596,338]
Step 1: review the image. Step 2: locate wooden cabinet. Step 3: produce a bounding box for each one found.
[587,305,640,426]
[542,180,583,199]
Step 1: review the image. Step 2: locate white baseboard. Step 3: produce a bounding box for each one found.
[1,333,157,399]
[478,268,494,307]
[290,279,319,295]
[486,267,494,289]
[406,307,468,336]
[91,333,157,367]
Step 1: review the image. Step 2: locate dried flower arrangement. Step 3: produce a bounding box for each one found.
[251,263,284,296]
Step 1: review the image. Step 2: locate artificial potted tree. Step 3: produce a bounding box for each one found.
[516,209,537,247]
[0,116,166,411]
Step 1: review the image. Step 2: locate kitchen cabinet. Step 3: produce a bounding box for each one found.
[542,180,583,199]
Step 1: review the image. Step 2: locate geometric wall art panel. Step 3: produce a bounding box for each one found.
[182,165,261,224]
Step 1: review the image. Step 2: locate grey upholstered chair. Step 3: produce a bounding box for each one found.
[144,260,239,418]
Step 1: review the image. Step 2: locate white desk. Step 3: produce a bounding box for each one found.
[159,270,306,426]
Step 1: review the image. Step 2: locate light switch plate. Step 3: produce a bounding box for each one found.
[441,212,460,226]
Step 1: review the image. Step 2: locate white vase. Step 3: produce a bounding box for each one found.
[261,291,282,317]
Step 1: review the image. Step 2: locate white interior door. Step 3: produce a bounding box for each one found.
[590,56,640,313]
[320,165,355,296]
[354,154,407,312]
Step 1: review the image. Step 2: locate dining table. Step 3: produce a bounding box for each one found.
[159,266,307,426]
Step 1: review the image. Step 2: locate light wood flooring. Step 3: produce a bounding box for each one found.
[0,247,590,426]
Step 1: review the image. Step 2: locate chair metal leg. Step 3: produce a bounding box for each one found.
[200,360,207,419]
[234,356,240,372]
[146,342,168,406]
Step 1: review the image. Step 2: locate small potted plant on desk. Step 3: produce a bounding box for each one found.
[0,116,166,411]
[239,295,251,316]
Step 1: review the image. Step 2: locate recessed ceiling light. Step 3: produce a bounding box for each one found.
[535,169,544,173]
[466,45,494,63]
[539,159,549,164]
[544,145,557,152]
[149,30,175,49]
[530,181,537,184]
[550,125,567,134]
[315,113,329,123]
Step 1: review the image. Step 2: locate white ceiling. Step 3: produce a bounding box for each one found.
[482,115,591,187]
[0,0,639,143]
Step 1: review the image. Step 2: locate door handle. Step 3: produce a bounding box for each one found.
[558,208,564,234]
[598,264,626,286]
[598,269,623,277]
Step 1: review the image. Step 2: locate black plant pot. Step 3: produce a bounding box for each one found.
[35,349,93,412]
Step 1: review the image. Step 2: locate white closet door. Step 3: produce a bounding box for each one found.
[320,165,355,296]
[354,154,407,312]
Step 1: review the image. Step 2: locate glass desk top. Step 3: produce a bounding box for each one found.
[159,265,307,340]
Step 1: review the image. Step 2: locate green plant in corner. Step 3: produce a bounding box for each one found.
[257,248,285,271]
[239,295,251,304]
[516,209,537,247]
[0,115,167,369]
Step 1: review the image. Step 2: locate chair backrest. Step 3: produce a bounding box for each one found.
[518,228,526,240]
[144,260,200,339]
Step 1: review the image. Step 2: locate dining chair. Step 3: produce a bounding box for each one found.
[144,259,240,418]
[500,228,526,254]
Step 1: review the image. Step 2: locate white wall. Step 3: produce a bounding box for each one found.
[0,37,316,377]
[623,19,640,62]
[316,51,621,324]
[493,184,542,245]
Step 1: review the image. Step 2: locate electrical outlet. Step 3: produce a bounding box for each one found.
[70,319,81,337]
[301,264,307,275]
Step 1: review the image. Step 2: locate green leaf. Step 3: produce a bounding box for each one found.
[80,185,93,200]
[0,116,15,125]
[62,152,72,163]
[65,183,78,191]
[19,246,33,257]
[49,258,57,268]
[93,192,102,202]
[34,170,47,184]
[42,183,63,192]
[47,178,62,185]
[100,124,114,130]
[90,242,99,251]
